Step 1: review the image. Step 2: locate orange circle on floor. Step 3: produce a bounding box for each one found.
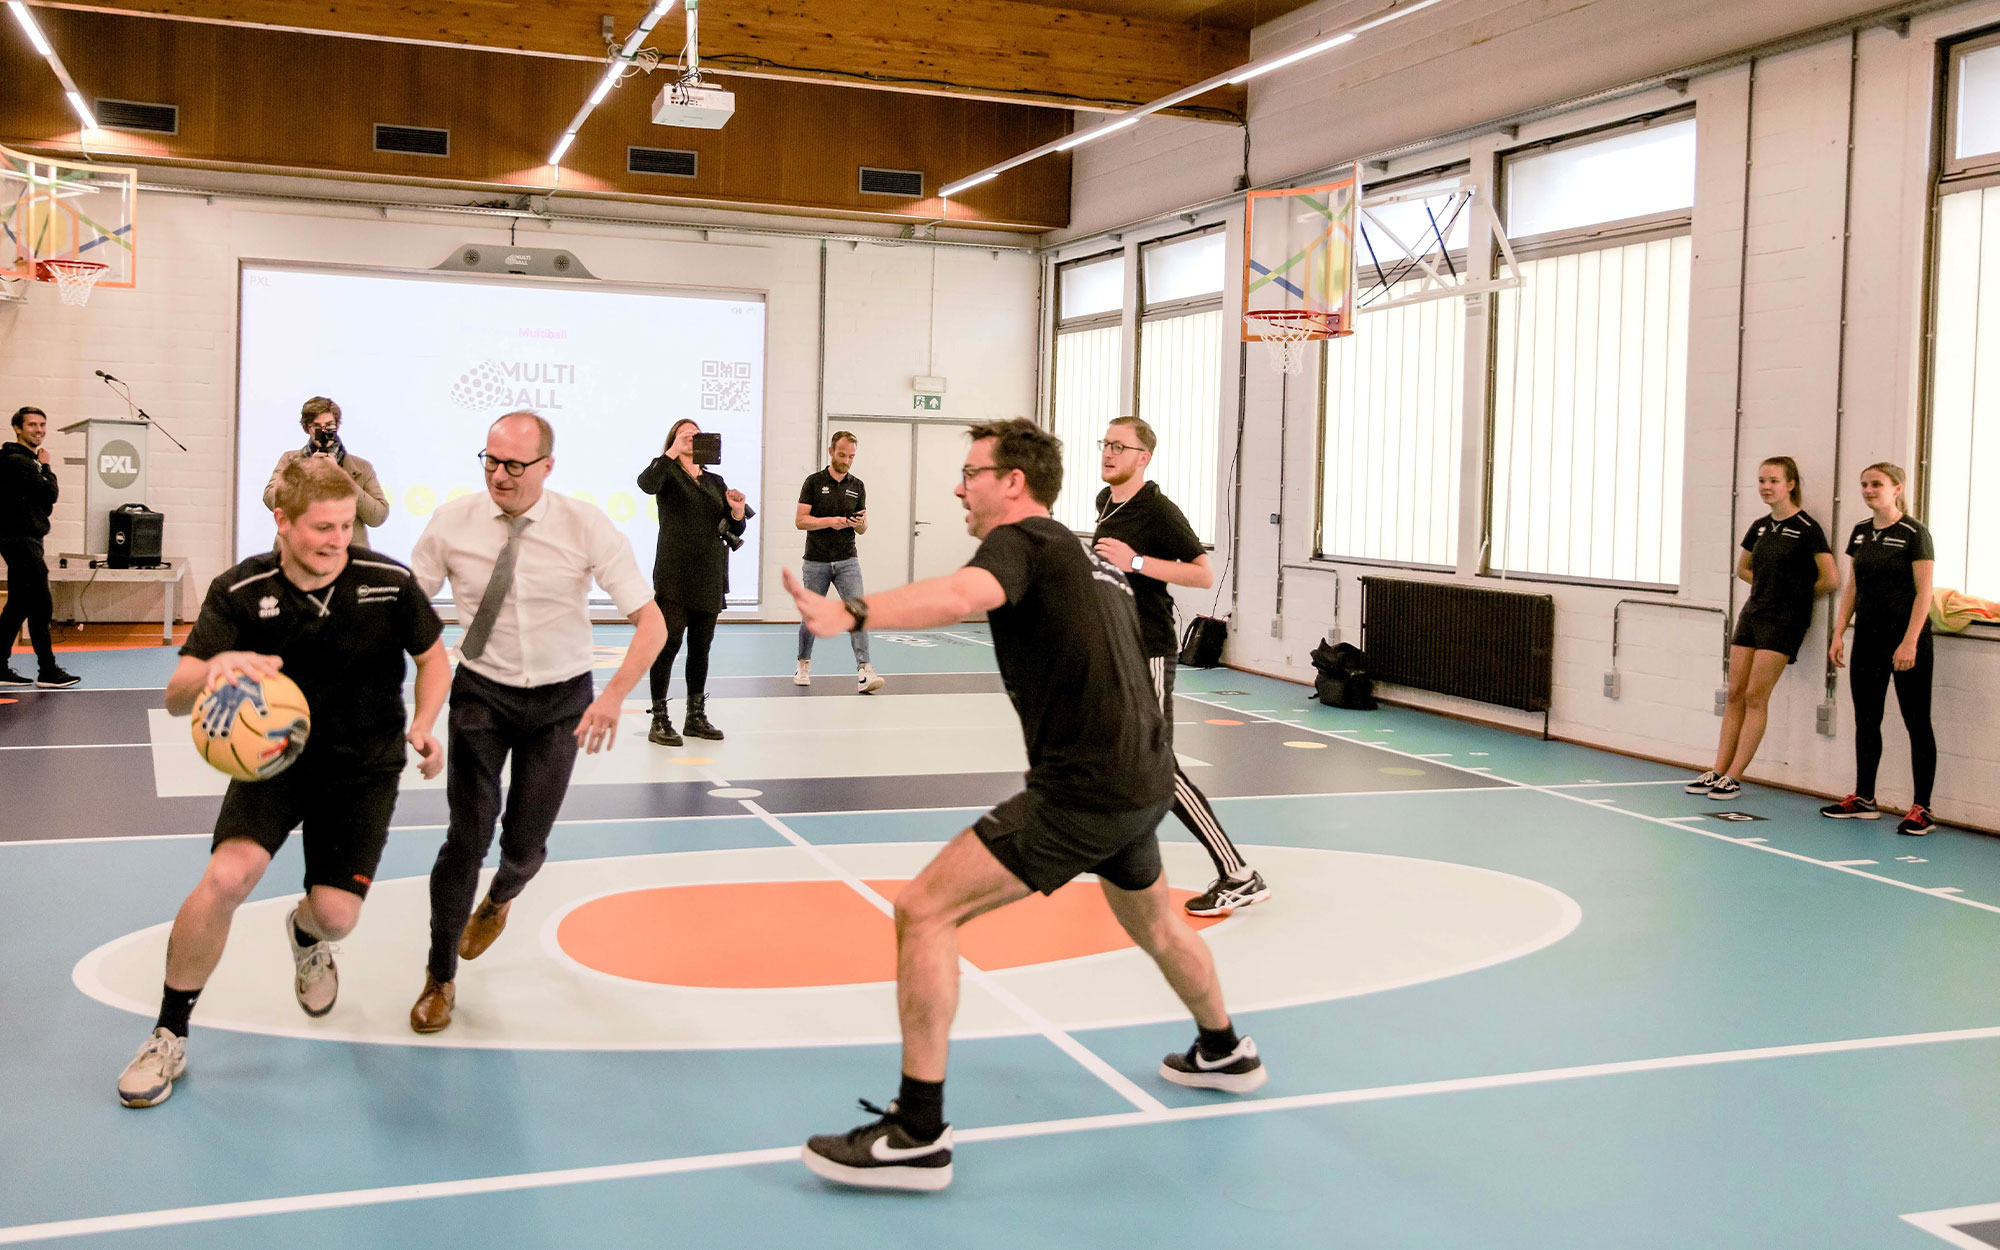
[557,879,1222,988]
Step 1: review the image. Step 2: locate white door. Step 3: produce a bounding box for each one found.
[912,422,982,582]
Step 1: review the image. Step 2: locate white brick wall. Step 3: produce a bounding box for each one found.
[0,194,1039,625]
[1068,0,2000,832]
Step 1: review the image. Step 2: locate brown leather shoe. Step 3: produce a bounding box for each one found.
[410,975,455,1034]
[458,897,511,960]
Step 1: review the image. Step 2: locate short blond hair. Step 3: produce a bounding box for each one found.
[274,455,358,521]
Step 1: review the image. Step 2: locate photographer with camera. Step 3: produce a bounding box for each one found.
[262,397,389,550]
[638,418,750,744]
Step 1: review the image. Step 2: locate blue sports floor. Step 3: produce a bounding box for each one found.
[3,624,1999,1249]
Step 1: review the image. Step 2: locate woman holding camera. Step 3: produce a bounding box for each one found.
[638,419,748,744]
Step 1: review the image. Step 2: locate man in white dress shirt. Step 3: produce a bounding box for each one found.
[407,410,667,1033]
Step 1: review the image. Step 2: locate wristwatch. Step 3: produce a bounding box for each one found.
[842,595,869,633]
[1130,555,1147,574]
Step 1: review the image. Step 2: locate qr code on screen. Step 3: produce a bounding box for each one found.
[701,360,753,411]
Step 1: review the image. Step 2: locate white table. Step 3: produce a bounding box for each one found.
[13,556,188,644]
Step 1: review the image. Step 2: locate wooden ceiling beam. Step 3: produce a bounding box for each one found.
[36,0,1248,118]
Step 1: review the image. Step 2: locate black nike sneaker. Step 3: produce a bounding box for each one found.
[802,1099,953,1192]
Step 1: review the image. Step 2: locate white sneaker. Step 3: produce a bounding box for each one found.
[794,660,812,687]
[857,664,885,694]
[287,906,339,1018]
[118,1027,187,1108]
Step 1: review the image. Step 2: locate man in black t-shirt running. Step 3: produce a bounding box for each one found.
[116,458,450,1109]
[785,418,1265,1193]
[1093,417,1267,915]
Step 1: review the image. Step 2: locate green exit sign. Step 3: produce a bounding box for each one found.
[913,394,943,411]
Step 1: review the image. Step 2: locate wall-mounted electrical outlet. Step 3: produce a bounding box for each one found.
[1714,688,1729,717]
[1603,671,1620,699]
[1270,617,1283,638]
[1816,702,1836,736]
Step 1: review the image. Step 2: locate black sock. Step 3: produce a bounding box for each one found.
[293,919,318,948]
[156,984,202,1037]
[895,1074,946,1140]
[1197,1021,1240,1061]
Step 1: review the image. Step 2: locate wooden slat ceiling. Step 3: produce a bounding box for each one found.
[39,0,1262,117]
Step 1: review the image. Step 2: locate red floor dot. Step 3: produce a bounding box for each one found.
[558,879,1220,988]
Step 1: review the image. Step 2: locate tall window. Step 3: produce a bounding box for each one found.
[1050,252,1125,532]
[1137,230,1225,543]
[1928,32,2000,600]
[1489,116,1695,586]
[1319,175,1470,567]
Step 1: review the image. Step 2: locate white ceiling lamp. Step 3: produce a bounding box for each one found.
[549,0,681,169]
[940,0,1450,201]
[8,1,96,130]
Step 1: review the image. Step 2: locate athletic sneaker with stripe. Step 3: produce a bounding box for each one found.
[802,1100,953,1191]
[1184,870,1272,917]
[117,1027,187,1108]
[1159,1035,1268,1093]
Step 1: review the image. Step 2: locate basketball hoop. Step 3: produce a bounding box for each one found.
[1245,309,1337,374]
[36,258,107,307]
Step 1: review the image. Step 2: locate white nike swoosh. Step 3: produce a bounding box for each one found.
[870,1133,949,1162]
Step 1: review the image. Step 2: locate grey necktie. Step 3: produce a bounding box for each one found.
[460,515,531,661]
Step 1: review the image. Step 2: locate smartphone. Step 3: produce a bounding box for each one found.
[692,432,722,466]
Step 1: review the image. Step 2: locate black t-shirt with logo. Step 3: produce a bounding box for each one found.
[1091,481,1207,658]
[798,468,866,563]
[182,551,444,768]
[967,516,1173,812]
[1739,510,1830,626]
[1847,515,1935,639]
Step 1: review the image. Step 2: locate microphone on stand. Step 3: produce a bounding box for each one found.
[95,370,122,383]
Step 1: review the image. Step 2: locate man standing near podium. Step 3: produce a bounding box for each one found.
[0,406,78,688]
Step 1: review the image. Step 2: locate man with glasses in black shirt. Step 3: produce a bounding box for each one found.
[785,418,1265,1193]
[1093,417,1268,916]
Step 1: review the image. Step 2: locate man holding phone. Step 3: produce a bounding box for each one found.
[793,430,883,693]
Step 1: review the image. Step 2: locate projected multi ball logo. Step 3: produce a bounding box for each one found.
[450,360,577,412]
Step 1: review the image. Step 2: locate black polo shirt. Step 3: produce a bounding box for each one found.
[967,516,1173,813]
[798,467,866,563]
[1091,481,1207,658]
[182,551,443,768]
[1739,510,1829,628]
[1846,515,1934,638]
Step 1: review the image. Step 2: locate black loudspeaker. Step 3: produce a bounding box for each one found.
[108,504,163,569]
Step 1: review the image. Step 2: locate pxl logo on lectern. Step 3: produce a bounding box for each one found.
[98,440,141,488]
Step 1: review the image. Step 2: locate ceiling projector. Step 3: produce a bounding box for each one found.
[652,80,735,129]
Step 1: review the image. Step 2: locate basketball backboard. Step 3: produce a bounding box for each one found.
[1,144,139,291]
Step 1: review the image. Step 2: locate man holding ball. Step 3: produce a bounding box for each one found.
[116,458,450,1109]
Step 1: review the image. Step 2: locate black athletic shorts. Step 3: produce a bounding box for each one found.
[212,752,404,897]
[1731,609,1808,664]
[974,789,1172,896]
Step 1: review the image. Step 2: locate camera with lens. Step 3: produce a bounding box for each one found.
[719,500,755,552]
[310,427,343,458]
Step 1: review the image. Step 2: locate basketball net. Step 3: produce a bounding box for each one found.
[1244,309,1335,374]
[37,259,107,307]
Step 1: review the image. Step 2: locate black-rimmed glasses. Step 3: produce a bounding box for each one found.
[477,451,549,478]
[960,465,1009,483]
[1096,440,1140,456]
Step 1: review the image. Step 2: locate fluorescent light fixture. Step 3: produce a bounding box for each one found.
[1054,115,1139,153]
[588,73,616,107]
[549,131,576,165]
[939,170,999,198]
[8,1,51,56]
[1228,31,1355,85]
[551,2,682,172]
[65,90,93,128]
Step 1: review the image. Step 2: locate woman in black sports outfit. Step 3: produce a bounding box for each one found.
[1822,462,1938,835]
[1688,457,1837,801]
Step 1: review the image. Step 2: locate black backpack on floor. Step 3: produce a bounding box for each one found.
[1310,640,1377,710]
[1178,615,1229,668]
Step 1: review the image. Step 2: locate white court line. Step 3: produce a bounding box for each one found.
[735,797,1167,1117]
[7,1021,1999,1245]
[1543,779,1694,790]
[1173,691,2000,918]
[1903,1199,2000,1249]
[1827,859,1879,866]
[0,742,148,751]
